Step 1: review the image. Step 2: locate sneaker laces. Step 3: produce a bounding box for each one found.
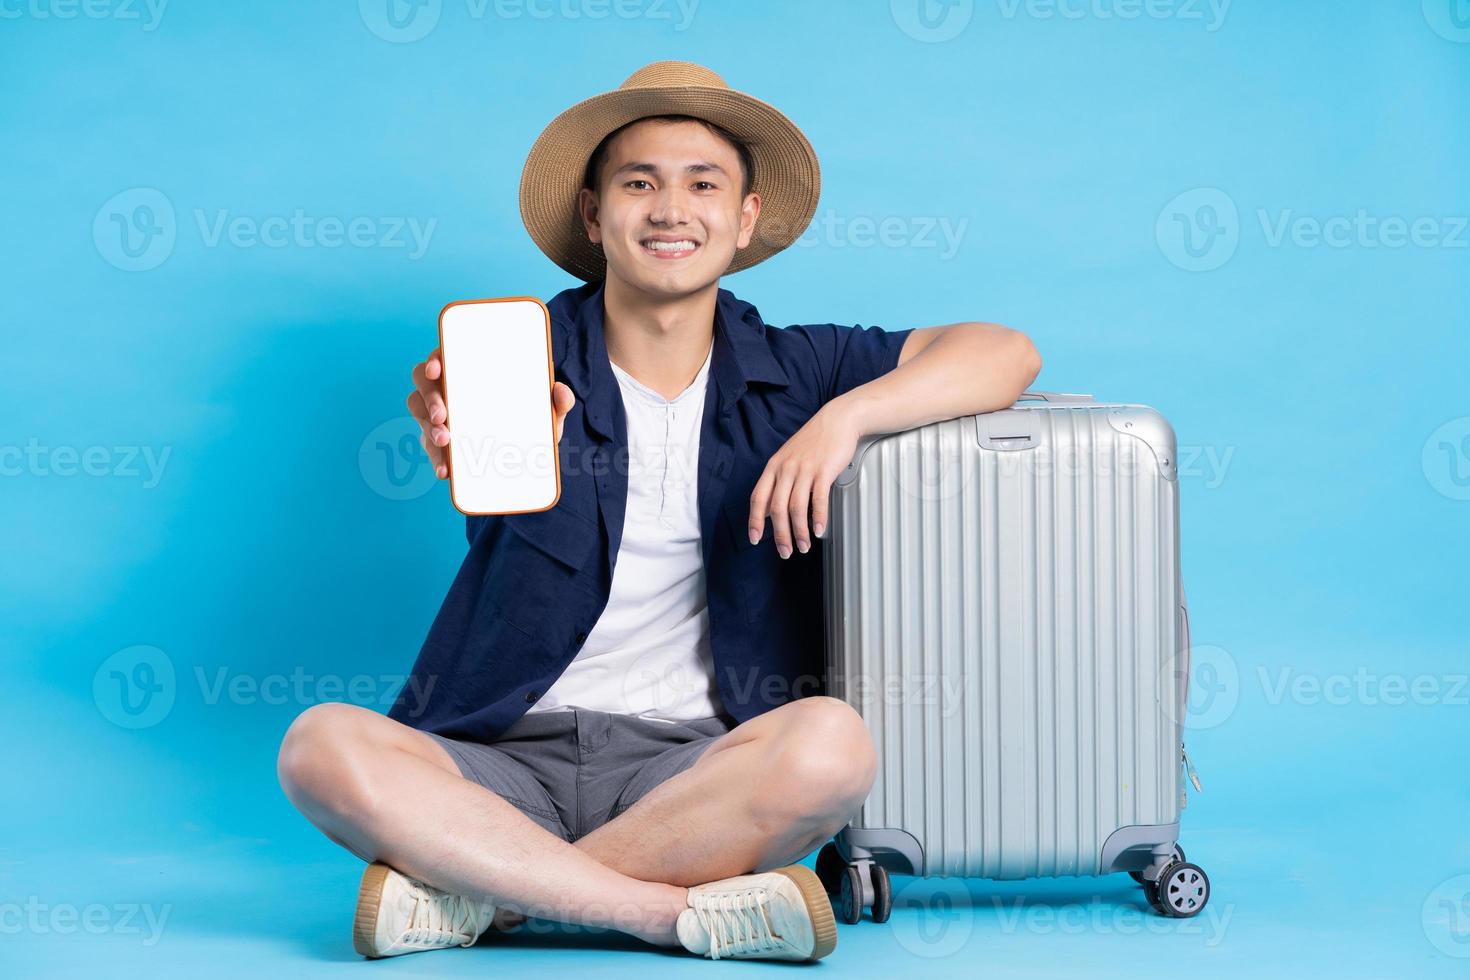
[402,880,490,949]
[692,888,781,960]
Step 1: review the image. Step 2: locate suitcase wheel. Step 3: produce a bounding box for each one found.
[1145,861,1210,918]
[1130,843,1186,884]
[835,859,891,925]
[839,866,864,924]
[870,864,892,924]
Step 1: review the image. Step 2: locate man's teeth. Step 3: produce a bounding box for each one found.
[644,240,698,252]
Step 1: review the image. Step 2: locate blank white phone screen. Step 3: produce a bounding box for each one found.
[439,299,559,515]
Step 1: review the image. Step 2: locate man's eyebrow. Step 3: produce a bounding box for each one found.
[611,161,731,179]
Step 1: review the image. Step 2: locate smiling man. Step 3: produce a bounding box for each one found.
[277,61,1040,962]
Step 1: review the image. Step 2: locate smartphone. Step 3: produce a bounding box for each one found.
[437,296,561,515]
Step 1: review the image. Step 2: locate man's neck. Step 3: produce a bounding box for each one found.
[601,274,718,401]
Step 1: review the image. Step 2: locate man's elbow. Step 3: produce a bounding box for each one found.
[980,324,1042,399]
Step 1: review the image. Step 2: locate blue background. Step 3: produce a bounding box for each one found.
[3,0,1467,975]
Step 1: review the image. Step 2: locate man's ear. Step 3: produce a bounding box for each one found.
[577,187,602,246]
[736,191,762,249]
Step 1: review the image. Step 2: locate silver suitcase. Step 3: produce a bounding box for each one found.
[816,392,1209,922]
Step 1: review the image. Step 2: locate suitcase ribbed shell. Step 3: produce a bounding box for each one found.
[824,401,1185,879]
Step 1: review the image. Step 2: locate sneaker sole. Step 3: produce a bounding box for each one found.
[773,864,838,960]
[352,862,392,959]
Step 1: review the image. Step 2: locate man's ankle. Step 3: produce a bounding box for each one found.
[636,884,690,948]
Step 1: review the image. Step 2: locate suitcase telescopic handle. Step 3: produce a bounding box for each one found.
[1016,390,1096,404]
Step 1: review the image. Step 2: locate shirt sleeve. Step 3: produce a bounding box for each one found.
[778,322,914,408]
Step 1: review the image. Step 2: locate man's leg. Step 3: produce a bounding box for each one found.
[276,703,688,947]
[573,696,879,887]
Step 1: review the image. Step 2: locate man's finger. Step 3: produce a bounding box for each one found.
[413,356,447,426]
[748,467,776,544]
[768,465,797,559]
[810,468,835,540]
[788,467,815,553]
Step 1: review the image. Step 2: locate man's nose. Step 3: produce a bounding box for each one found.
[649,186,691,225]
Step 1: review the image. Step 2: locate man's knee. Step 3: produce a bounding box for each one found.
[758,697,877,824]
[277,702,382,818]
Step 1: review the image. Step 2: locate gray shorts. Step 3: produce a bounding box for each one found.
[426,708,734,842]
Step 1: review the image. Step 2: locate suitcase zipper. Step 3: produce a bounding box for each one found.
[1181,744,1203,793]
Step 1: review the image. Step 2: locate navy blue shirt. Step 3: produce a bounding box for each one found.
[388,279,912,741]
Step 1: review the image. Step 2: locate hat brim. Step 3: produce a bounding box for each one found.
[519,85,820,282]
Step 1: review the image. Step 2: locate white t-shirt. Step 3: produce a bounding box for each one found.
[525,339,724,723]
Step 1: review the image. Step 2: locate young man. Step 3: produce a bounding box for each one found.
[277,61,1040,962]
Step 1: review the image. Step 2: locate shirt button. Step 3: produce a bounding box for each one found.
[524,691,539,703]
[575,631,588,644]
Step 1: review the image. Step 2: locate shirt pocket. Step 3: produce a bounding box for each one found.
[490,507,601,635]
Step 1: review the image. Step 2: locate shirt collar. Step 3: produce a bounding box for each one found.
[549,279,790,441]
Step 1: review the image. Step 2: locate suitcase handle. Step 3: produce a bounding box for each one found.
[1017,390,1095,404]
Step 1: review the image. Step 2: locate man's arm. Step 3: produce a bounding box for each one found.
[748,322,1041,558]
[839,321,1041,438]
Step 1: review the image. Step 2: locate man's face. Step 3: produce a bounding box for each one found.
[579,118,760,299]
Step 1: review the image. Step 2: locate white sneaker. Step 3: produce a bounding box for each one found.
[352,862,498,959]
[675,864,837,961]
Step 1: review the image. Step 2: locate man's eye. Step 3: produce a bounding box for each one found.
[693,181,716,191]
[626,180,652,190]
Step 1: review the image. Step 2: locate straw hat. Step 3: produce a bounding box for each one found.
[519,61,821,282]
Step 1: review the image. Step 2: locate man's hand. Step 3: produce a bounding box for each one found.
[407,347,576,480]
[748,401,863,558]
